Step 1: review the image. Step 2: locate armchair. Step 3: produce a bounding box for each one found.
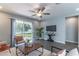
[14,36,25,55]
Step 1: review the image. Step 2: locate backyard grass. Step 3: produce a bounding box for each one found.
[16,33,32,37]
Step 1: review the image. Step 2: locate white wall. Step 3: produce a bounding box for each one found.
[43,17,66,44]
[0,12,11,43]
[42,16,78,44]
[66,16,78,43]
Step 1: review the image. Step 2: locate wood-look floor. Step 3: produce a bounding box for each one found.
[33,39,78,52]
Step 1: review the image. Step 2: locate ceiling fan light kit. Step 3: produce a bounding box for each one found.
[36,13,42,16]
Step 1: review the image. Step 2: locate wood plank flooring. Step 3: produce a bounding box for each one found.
[33,40,78,52]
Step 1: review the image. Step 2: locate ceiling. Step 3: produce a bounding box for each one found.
[0,3,79,20]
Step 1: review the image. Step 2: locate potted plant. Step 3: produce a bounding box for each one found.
[26,39,32,47]
[36,27,44,39]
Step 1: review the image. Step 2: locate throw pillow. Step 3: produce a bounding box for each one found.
[66,48,79,56]
[57,49,66,56]
[51,49,66,56]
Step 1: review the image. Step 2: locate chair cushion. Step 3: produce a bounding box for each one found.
[0,43,10,52]
[14,36,24,43]
[0,41,7,44]
[57,49,66,56]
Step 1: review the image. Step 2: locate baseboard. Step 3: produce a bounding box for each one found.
[54,40,65,44]
[66,41,78,44]
[66,41,78,45]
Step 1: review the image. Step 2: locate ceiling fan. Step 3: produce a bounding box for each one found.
[29,6,50,18]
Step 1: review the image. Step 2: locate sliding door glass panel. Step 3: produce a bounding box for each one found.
[13,20,33,43]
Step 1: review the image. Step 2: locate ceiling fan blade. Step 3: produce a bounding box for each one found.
[41,7,45,12]
[35,6,45,12]
[35,8,40,13]
[32,14,36,16]
[29,10,35,13]
[43,13,50,15]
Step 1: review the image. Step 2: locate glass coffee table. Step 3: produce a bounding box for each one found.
[19,42,43,56]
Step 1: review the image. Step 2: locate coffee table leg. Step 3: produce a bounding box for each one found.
[51,46,52,55]
[24,53,27,56]
[41,46,43,54]
[16,47,18,56]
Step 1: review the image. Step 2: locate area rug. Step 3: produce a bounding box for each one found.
[17,48,51,56]
[28,48,51,56]
[0,47,51,56]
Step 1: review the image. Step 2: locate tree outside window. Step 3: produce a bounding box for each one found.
[15,20,33,39]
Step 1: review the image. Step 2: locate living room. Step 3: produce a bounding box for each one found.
[0,3,79,56]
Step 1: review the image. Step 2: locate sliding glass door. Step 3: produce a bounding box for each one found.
[12,19,33,46]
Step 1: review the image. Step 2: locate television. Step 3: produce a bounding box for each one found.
[46,25,56,31]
